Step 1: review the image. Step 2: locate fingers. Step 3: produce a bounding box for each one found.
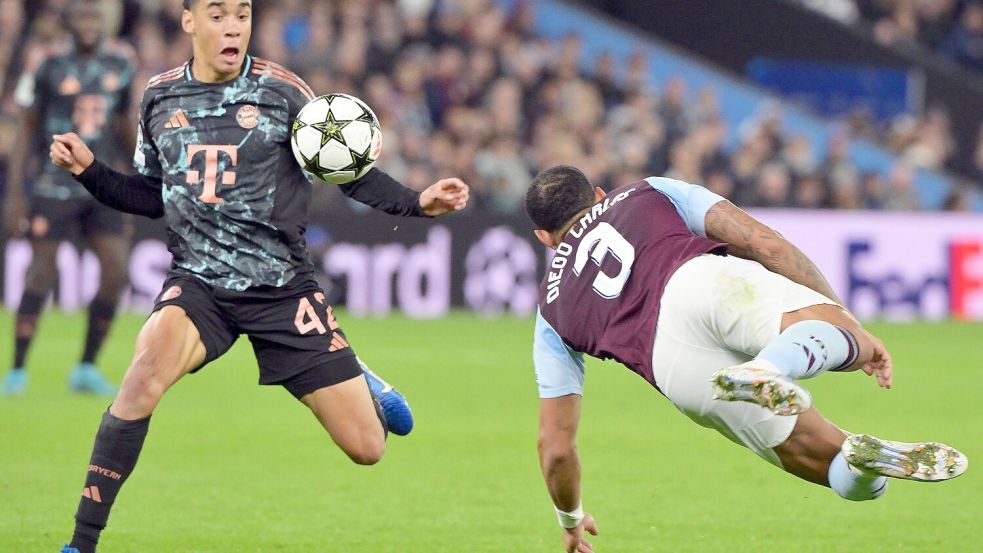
[436,177,466,191]
[53,132,84,149]
[50,141,74,166]
[576,539,594,553]
[426,178,470,213]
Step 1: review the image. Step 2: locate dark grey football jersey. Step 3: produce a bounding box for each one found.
[135,56,319,290]
[25,43,135,199]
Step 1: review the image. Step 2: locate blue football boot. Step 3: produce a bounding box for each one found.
[359,358,413,436]
[1,368,27,395]
[60,546,81,553]
[68,363,117,396]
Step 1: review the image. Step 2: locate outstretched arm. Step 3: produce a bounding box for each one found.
[338,168,469,217]
[540,395,599,553]
[50,133,165,219]
[704,200,843,304]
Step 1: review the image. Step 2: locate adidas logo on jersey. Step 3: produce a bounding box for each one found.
[164,110,191,129]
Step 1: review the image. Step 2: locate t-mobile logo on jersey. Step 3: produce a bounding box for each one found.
[186,145,238,203]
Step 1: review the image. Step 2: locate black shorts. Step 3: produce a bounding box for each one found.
[29,195,126,241]
[151,272,363,399]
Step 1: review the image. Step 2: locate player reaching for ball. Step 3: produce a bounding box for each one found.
[50,1,468,552]
[527,166,967,553]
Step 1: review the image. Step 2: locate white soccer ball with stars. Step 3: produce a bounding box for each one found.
[291,93,383,185]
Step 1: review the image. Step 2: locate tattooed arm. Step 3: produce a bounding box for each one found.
[704,201,843,304]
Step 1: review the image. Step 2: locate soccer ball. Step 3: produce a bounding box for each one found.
[291,93,383,185]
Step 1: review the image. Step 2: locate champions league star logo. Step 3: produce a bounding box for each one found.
[463,227,539,316]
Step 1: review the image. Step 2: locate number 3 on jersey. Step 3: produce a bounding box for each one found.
[573,222,635,299]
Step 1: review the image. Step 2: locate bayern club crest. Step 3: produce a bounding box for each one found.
[237,105,261,129]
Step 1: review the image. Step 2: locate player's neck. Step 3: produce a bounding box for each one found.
[557,208,592,242]
[190,56,243,84]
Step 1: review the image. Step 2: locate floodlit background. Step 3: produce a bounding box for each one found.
[0,1,981,551]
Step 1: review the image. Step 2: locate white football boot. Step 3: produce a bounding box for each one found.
[711,360,812,416]
[842,434,969,481]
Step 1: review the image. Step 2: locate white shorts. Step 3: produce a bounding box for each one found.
[652,254,838,467]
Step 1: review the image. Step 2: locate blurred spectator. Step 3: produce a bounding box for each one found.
[0,0,973,215]
[793,173,829,209]
[940,1,983,73]
[883,162,923,210]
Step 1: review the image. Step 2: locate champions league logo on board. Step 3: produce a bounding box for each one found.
[463,227,539,316]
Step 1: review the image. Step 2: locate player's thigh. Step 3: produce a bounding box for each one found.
[235,284,381,449]
[85,231,129,275]
[670,254,838,357]
[654,328,796,467]
[114,305,208,419]
[772,407,847,486]
[23,238,60,291]
[114,276,238,418]
[298,370,385,461]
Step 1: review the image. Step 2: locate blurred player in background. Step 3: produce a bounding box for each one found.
[527,166,967,553]
[2,0,135,396]
[47,1,469,552]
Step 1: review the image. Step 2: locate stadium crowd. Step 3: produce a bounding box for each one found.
[0,0,977,214]
[795,0,983,75]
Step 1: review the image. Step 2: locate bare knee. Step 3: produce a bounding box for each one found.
[343,434,385,466]
[112,359,171,419]
[24,253,58,294]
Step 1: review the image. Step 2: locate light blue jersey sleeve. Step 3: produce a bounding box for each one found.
[533,310,586,399]
[644,176,727,237]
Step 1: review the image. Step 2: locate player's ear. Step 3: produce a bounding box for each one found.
[182,8,194,34]
[594,187,606,202]
[534,229,559,250]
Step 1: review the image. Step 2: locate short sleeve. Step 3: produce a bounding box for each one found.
[533,310,586,399]
[644,176,726,237]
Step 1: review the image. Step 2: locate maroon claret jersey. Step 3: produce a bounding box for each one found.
[536,177,727,392]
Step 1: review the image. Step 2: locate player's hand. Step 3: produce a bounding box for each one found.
[3,192,28,238]
[562,513,599,553]
[860,331,893,389]
[419,178,469,216]
[50,133,95,176]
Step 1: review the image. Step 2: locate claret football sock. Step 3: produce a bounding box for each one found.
[756,320,860,380]
[70,411,151,552]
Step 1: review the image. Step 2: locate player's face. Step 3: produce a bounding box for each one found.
[69,3,105,51]
[183,0,252,81]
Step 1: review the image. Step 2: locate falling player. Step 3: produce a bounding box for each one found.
[49,1,468,552]
[526,165,967,553]
[2,0,135,396]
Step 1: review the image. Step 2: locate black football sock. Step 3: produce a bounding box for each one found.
[70,411,151,552]
[13,290,46,368]
[81,298,119,365]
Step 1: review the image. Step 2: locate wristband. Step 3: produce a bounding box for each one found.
[555,503,584,529]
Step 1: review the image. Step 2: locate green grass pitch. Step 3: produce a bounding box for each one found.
[1,311,980,552]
